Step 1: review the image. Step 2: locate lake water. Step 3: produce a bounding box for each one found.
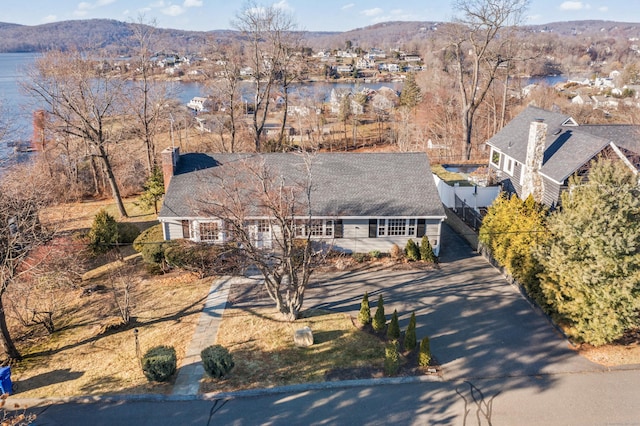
[0,51,561,166]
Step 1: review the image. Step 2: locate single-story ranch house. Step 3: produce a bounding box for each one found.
[158,148,447,255]
[487,105,640,207]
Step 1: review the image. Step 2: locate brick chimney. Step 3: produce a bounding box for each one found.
[161,146,180,190]
[31,110,47,151]
[521,119,546,203]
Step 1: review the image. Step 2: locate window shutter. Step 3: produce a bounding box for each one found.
[369,219,377,238]
[334,220,343,238]
[181,220,191,238]
[417,219,426,237]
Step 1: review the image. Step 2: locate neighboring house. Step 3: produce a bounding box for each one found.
[335,64,354,74]
[571,94,591,105]
[187,97,208,112]
[486,105,640,207]
[371,86,399,112]
[158,149,446,255]
[591,95,619,110]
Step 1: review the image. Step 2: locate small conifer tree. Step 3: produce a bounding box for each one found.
[387,309,400,340]
[405,239,420,261]
[419,336,431,367]
[88,209,118,255]
[404,312,417,351]
[372,294,386,332]
[384,340,400,376]
[420,235,436,262]
[358,292,372,325]
[137,167,165,214]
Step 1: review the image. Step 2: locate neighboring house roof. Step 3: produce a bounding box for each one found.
[159,152,446,219]
[486,105,640,184]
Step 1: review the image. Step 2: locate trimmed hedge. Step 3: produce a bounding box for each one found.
[201,345,235,379]
[142,345,177,382]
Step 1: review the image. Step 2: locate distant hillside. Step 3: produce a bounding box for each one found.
[525,20,640,37]
[0,19,217,54]
[1,18,640,54]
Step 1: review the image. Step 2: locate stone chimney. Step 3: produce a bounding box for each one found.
[521,119,546,203]
[161,146,180,190]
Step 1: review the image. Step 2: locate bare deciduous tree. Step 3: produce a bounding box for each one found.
[198,154,326,321]
[448,0,529,160]
[0,164,56,360]
[127,16,173,174]
[233,1,298,152]
[23,50,129,217]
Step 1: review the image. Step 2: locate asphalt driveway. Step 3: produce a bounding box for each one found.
[306,224,603,381]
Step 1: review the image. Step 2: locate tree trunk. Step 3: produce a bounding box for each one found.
[97,145,128,218]
[0,296,21,361]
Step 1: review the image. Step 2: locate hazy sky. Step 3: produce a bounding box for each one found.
[1,0,636,32]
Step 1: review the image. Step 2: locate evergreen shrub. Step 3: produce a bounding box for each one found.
[418,337,431,367]
[372,295,386,333]
[404,312,417,351]
[405,239,420,261]
[142,345,177,382]
[384,340,400,376]
[387,309,400,340]
[201,345,235,379]
[420,235,436,262]
[358,292,372,326]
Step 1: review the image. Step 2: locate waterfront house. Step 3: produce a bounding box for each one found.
[158,148,446,255]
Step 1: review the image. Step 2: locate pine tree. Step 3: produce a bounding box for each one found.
[399,72,421,109]
[358,292,372,326]
[387,309,400,340]
[405,239,420,261]
[537,159,640,345]
[404,312,417,351]
[420,235,436,262]
[137,167,165,214]
[418,336,431,367]
[372,294,386,333]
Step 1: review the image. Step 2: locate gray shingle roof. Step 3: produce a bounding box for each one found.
[487,106,640,183]
[159,152,446,219]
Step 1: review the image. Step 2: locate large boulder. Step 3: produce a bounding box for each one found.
[294,326,313,347]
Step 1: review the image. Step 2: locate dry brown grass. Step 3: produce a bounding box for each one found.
[203,308,385,393]
[10,259,212,398]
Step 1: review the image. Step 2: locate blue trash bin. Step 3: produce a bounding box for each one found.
[0,366,12,395]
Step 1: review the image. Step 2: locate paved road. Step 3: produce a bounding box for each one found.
[26,369,640,425]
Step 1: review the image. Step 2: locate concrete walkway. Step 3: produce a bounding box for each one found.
[171,275,253,396]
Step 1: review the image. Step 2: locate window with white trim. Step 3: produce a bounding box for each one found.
[490,149,501,167]
[377,219,417,237]
[504,156,515,176]
[295,219,334,237]
[199,221,221,242]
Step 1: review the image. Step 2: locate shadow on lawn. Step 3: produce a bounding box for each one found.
[14,369,84,394]
[21,293,209,360]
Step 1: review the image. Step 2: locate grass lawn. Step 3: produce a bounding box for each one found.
[10,261,212,398]
[202,308,386,394]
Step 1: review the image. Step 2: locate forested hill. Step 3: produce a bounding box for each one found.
[0,18,640,54]
[0,19,217,54]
